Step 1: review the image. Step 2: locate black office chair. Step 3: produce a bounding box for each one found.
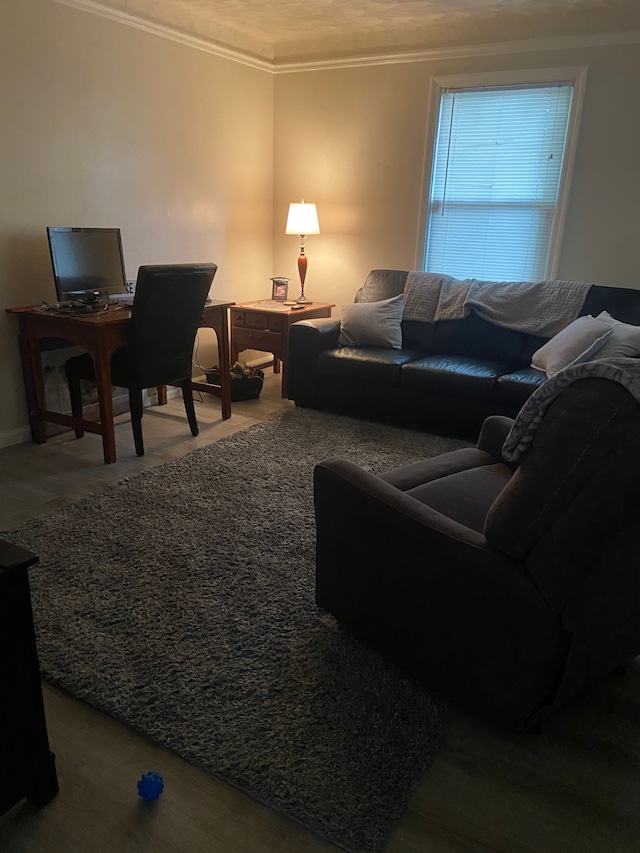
[65,262,217,456]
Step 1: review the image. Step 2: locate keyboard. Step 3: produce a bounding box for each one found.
[109,293,135,306]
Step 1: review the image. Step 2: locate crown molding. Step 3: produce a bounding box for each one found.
[51,0,640,75]
[274,29,640,73]
[51,0,273,71]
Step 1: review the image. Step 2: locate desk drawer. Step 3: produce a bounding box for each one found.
[233,328,282,353]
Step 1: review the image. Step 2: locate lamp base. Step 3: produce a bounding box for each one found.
[296,293,312,304]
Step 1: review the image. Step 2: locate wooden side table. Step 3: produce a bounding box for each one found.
[231,301,334,397]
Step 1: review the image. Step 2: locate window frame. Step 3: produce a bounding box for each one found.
[416,66,588,280]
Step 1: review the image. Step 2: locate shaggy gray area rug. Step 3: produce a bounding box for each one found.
[7,409,468,853]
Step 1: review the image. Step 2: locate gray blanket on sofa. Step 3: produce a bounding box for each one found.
[502,357,640,462]
[403,272,592,336]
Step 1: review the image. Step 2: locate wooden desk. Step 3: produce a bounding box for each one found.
[231,301,334,397]
[7,300,234,464]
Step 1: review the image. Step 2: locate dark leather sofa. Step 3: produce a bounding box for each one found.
[288,270,640,436]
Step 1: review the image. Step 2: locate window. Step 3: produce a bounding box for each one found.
[420,67,587,282]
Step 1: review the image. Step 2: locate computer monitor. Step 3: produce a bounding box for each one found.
[46,226,127,304]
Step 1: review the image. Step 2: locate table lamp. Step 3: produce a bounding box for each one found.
[285,200,320,304]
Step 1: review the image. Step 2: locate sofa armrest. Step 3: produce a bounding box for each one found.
[287,318,340,404]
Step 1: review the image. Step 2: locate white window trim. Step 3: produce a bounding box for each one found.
[415,66,588,279]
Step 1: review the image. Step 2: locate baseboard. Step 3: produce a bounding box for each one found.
[2,386,195,451]
[148,386,180,402]
[0,425,31,450]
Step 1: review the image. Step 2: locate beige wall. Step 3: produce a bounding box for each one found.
[1,0,273,445]
[2,1,639,447]
[273,42,640,313]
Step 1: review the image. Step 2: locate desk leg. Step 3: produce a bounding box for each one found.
[18,326,47,445]
[92,348,117,464]
[207,308,231,420]
[215,308,231,419]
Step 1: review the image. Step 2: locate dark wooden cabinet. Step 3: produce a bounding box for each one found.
[0,540,58,815]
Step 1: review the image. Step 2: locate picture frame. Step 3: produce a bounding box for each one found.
[270,277,289,301]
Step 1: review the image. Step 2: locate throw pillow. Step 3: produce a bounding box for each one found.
[592,310,640,359]
[531,315,613,377]
[338,294,404,349]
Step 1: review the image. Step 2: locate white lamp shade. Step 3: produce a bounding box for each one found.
[285,202,320,236]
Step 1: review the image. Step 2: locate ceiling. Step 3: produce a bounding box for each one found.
[74,0,640,63]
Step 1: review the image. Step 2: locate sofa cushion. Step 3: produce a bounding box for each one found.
[592,311,640,359]
[318,347,423,385]
[494,367,548,406]
[338,294,404,349]
[406,463,513,533]
[401,318,435,352]
[400,355,509,399]
[520,332,550,368]
[431,312,527,364]
[354,269,409,303]
[530,315,612,377]
[582,284,640,326]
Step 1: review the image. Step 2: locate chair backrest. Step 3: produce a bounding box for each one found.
[126,263,217,388]
[484,374,640,709]
[484,376,640,615]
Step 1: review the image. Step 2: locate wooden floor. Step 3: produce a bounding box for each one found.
[1,372,639,853]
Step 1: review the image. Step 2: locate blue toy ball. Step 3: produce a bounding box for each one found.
[137,771,164,801]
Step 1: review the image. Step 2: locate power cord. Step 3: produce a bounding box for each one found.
[192,332,216,374]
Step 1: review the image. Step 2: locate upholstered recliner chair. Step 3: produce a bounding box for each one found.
[313,360,640,731]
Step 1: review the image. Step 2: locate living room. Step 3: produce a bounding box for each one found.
[2,0,640,851]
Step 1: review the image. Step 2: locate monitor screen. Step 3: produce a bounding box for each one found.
[47,226,127,303]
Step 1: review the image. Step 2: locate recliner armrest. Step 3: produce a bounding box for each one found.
[315,456,544,631]
[477,415,515,465]
[313,456,566,731]
[315,457,488,552]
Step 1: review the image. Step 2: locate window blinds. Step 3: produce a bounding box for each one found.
[424,83,573,282]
